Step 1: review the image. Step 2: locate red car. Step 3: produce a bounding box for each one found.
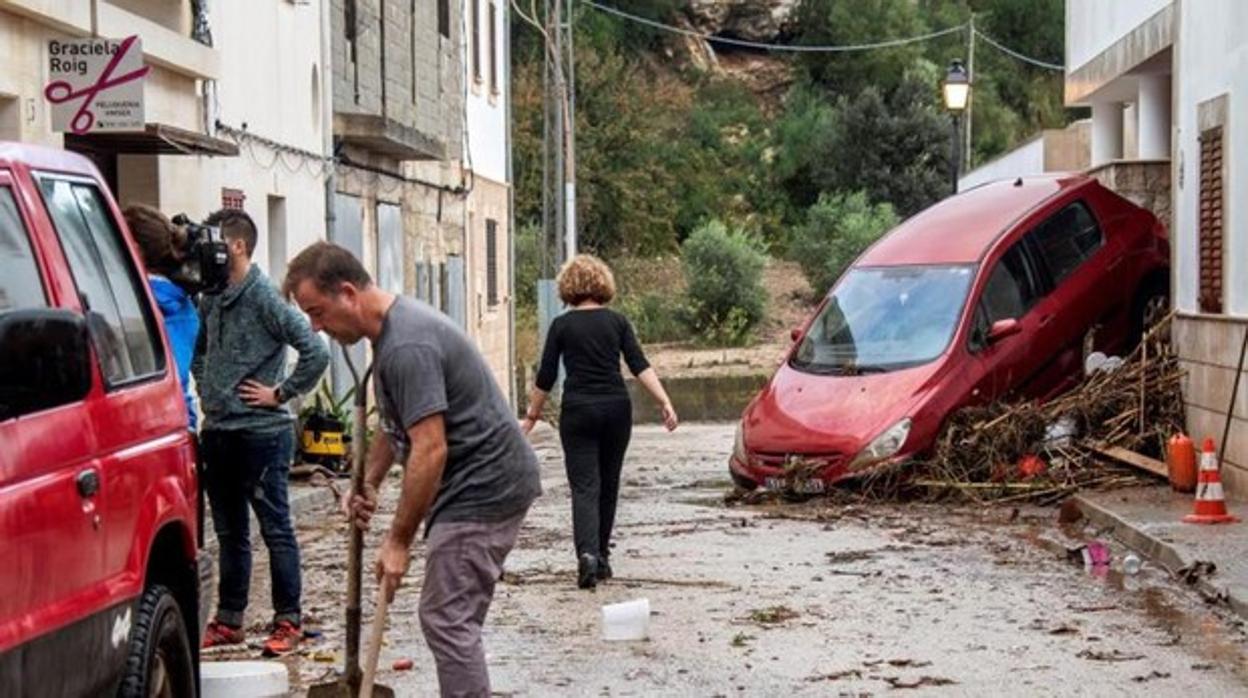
[730,174,1169,492]
[0,143,208,696]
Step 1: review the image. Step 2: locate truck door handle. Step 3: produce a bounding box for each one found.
[1038,314,1055,328]
[76,468,100,498]
[1108,254,1125,271]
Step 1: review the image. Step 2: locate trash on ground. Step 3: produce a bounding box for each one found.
[602,598,651,641]
[1077,648,1146,662]
[883,675,957,689]
[746,605,800,626]
[1123,553,1142,575]
[392,658,414,671]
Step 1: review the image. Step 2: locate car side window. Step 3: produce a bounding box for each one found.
[1030,201,1103,285]
[38,177,165,387]
[0,187,47,312]
[982,244,1040,325]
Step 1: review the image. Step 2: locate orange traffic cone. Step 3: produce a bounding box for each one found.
[1183,438,1240,524]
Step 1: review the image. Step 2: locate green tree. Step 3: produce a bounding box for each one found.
[790,191,899,296]
[794,0,930,97]
[681,220,767,345]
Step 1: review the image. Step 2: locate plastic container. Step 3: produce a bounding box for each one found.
[200,661,289,698]
[602,598,651,641]
[1123,553,1142,575]
[1167,433,1198,493]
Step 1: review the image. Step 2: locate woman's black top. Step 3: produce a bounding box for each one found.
[535,308,650,403]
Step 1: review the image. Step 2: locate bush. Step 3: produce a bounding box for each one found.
[681,220,766,346]
[615,292,689,344]
[790,191,898,297]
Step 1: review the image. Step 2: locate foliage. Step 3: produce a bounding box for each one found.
[681,221,767,346]
[790,191,899,296]
[615,292,690,344]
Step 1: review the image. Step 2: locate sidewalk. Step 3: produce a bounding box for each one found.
[1076,485,1248,619]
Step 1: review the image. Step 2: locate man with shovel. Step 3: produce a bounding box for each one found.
[284,242,542,697]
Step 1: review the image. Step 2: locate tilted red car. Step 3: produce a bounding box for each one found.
[730,174,1169,491]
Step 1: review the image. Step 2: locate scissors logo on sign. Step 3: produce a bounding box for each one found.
[44,35,150,135]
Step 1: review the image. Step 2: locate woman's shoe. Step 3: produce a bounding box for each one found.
[596,557,613,581]
[577,553,599,589]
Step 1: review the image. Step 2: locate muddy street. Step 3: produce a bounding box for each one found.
[218,423,1248,696]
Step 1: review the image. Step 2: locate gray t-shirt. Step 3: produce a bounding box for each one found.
[372,297,541,529]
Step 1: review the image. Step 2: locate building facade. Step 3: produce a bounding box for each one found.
[1,0,516,404]
[1066,0,1248,493]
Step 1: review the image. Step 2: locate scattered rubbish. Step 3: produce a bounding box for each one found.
[302,629,324,639]
[1048,624,1080,636]
[1123,553,1142,575]
[310,651,338,663]
[1067,541,1111,568]
[730,632,754,648]
[1191,663,1217,671]
[1183,438,1241,524]
[824,549,876,564]
[1018,454,1047,480]
[804,669,862,682]
[883,675,956,689]
[1131,670,1171,683]
[392,658,414,671]
[602,598,651,641]
[1068,604,1118,613]
[864,658,932,668]
[1077,649,1145,662]
[1176,560,1217,585]
[746,606,800,626]
[1043,417,1077,450]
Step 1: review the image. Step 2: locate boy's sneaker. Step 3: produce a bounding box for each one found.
[261,620,303,657]
[201,620,245,648]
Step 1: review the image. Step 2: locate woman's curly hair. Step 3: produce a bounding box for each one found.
[123,203,184,276]
[557,254,616,306]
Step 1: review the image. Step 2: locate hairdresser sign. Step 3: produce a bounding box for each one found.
[45,35,149,134]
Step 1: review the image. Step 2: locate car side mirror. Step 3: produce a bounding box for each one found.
[0,309,93,422]
[790,327,803,343]
[988,318,1022,344]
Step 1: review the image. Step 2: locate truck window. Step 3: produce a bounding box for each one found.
[38,177,165,386]
[0,187,46,312]
[1030,201,1103,286]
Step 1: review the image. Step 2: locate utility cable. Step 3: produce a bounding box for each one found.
[973,28,1065,71]
[581,0,966,53]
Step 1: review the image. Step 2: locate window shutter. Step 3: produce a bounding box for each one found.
[486,219,498,306]
[1198,126,1224,314]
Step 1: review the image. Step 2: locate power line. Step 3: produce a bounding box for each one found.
[973,28,1065,71]
[581,0,966,53]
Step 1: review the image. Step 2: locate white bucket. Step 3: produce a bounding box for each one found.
[602,598,651,641]
[200,661,289,698]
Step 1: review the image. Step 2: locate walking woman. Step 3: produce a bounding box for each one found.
[520,255,678,589]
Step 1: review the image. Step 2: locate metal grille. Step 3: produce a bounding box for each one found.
[1199,126,1224,314]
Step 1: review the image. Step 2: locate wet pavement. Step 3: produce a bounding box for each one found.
[208,423,1248,696]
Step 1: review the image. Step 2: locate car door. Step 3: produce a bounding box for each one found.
[965,239,1046,403]
[0,172,105,685]
[34,175,189,600]
[1022,200,1113,398]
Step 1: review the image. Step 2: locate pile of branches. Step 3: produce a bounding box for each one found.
[871,315,1185,504]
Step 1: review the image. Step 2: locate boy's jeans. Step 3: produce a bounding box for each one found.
[202,428,301,627]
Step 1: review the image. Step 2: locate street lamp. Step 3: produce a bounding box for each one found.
[943,60,970,195]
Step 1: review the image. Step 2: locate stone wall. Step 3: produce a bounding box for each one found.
[1086,159,1172,232]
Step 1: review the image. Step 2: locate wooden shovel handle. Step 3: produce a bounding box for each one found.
[360,578,393,698]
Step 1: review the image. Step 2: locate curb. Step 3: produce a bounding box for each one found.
[1074,494,1248,621]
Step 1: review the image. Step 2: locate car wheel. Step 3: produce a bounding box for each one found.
[118,584,196,698]
[729,468,758,491]
[1132,280,1170,345]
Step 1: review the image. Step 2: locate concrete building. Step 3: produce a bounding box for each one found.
[0,0,326,284]
[1066,0,1248,493]
[462,0,515,401]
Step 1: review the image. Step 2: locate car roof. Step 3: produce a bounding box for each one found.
[0,141,99,177]
[856,174,1095,266]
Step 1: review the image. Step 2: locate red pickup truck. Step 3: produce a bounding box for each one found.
[0,142,208,697]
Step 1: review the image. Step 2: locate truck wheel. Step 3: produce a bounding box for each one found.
[1132,279,1169,347]
[118,584,196,698]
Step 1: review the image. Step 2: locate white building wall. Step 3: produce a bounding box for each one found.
[1065,0,1172,72]
[958,137,1045,192]
[463,0,507,182]
[158,0,328,278]
[1173,0,1248,315]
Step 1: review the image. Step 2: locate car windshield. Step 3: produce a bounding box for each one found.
[791,265,976,374]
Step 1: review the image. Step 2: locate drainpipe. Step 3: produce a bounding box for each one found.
[321,0,336,243]
[504,0,517,409]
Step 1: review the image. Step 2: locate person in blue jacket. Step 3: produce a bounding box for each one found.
[124,204,201,430]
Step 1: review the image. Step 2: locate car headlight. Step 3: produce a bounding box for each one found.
[849,418,911,470]
[732,421,747,464]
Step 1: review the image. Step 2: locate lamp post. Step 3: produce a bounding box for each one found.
[943,59,970,195]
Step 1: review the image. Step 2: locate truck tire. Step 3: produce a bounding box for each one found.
[118,584,196,698]
[1131,278,1169,347]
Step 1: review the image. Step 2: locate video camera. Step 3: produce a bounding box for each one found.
[170,214,229,295]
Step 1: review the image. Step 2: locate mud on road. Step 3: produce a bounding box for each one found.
[216,423,1248,696]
